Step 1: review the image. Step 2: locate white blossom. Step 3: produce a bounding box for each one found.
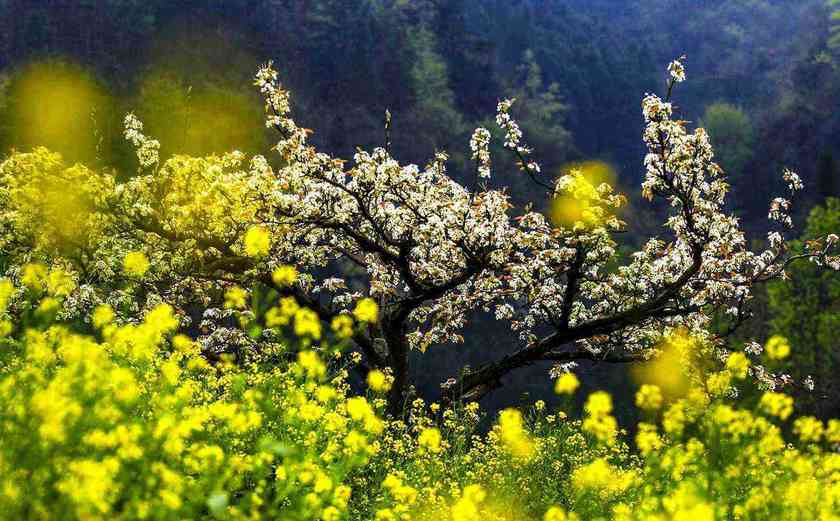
[668,59,686,83]
[469,127,492,179]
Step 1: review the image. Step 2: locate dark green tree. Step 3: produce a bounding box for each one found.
[816,150,839,202]
[767,198,840,418]
[701,102,754,179]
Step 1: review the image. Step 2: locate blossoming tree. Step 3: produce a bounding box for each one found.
[0,59,836,414]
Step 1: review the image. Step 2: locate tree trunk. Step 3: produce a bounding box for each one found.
[383,319,410,417]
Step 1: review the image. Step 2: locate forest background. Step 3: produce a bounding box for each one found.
[2,0,838,422]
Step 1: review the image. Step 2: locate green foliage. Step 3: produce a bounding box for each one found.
[4,270,840,519]
[508,50,573,170]
[1,4,840,516]
[828,0,840,51]
[0,270,378,520]
[701,102,754,179]
[401,25,467,157]
[479,50,574,204]
[767,198,840,417]
[135,72,266,159]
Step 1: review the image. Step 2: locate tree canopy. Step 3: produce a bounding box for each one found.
[0,59,836,416]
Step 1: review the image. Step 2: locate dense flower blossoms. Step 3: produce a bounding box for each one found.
[1,56,840,520]
[0,59,836,409]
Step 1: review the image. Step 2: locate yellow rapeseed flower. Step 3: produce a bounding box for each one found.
[765,335,791,360]
[636,384,663,411]
[331,315,354,339]
[418,427,442,454]
[555,372,580,395]
[294,308,322,339]
[22,263,48,290]
[352,298,378,323]
[498,408,535,460]
[636,422,664,456]
[297,351,327,380]
[0,279,14,312]
[451,484,486,521]
[585,391,613,416]
[366,370,391,393]
[272,265,298,286]
[794,416,824,443]
[224,286,248,309]
[123,252,150,277]
[725,352,750,379]
[243,226,271,257]
[92,304,115,329]
[759,392,794,421]
[46,267,75,296]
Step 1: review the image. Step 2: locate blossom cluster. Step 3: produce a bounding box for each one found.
[0,58,836,411]
[0,56,839,521]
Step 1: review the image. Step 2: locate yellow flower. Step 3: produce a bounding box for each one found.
[632,329,695,400]
[759,392,794,421]
[706,371,732,397]
[725,352,750,379]
[330,315,354,339]
[46,267,75,296]
[554,372,580,395]
[583,391,618,444]
[345,397,382,434]
[297,351,326,380]
[585,391,613,416]
[571,458,615,491]
[272,265,298,286]
[224,286,248,309]
[266,296,300,328]
[22,263,48,290]
[635,384,663,411]
[294,308,322,339]
[636,422,663,456]
[123,251,150,277]
[418,427,442,454]
[366,370,391,393]
[352,298,378,323]
[663,401,688,435]
[382,474,417,505]
[346,397,373,421]
[498,408,535,460]
[243,226,271,257]
[793,416,823,443]
[36,297,60,316]
[663,484,714,521]
[544,506,567,521]
[146,303,179,333]
[583,413,618,446]
[375,509,396,521]
[322,506,341,521]
[826,419,840,444]
[172,334,198,356]
[451,484,486,521]
[314,474,333,493]
[92,304,115,329]
[0,279,14,312]
[765,335,791,360]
